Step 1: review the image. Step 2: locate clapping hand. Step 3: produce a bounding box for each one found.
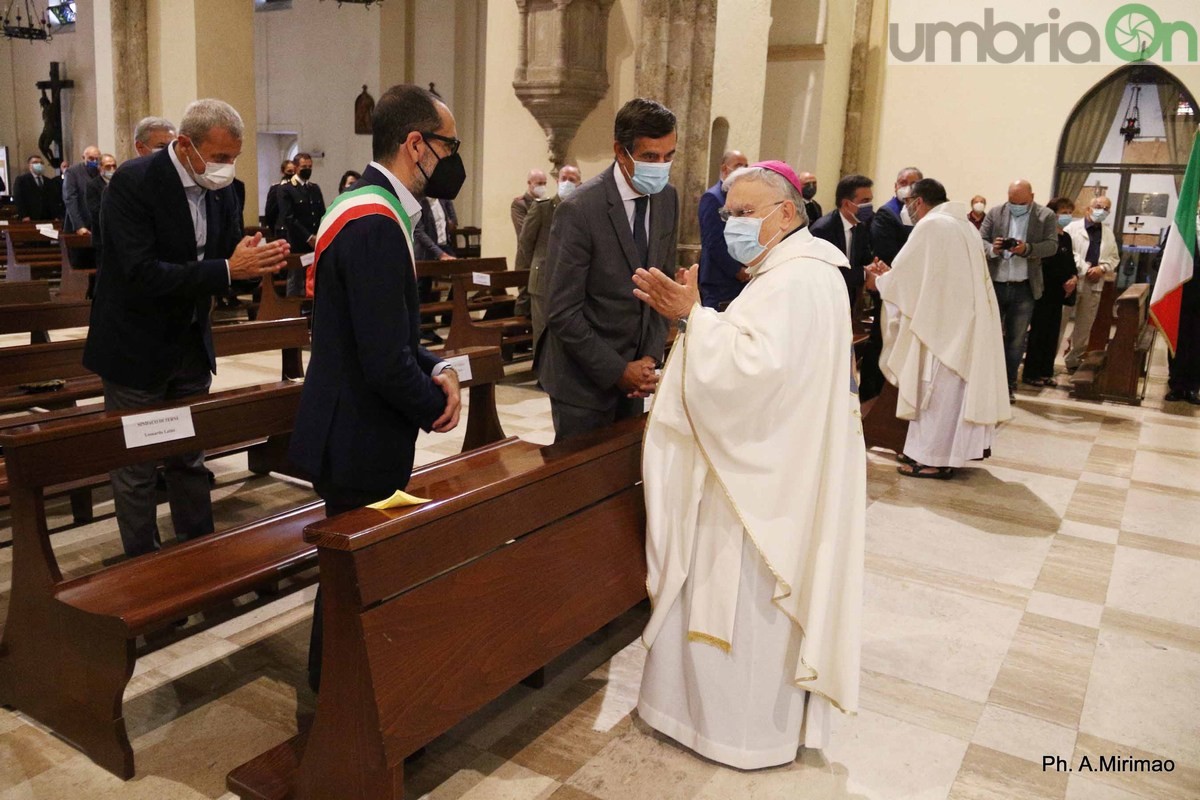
[632,264,699,321]
[229,232,289,281]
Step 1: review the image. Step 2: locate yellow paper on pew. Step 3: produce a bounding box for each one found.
[367,490,433,510]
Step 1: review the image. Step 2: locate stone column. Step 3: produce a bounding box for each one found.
[636,0,718,267]
[840,0,875,176]
[111,0,150,160]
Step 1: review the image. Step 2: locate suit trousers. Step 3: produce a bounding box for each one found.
[286,253,310,297]
[1167,279,1200,393]
[1066,286,1104,370]
[1023,293,1065,382]
[993,280,1035,388]
[307,479,389,693]
[103,339,214,558]
[551,395,644,443]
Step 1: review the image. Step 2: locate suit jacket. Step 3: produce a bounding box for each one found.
[698,181,744,309]
[62,162,96,232]
[804,199,822,224]
[980,202,1058,300]
[809,209,872,306]
[414,198,458,260]
[275,179,326,253]
[13,171,63,220]
[516,196,558,295]
[80,173,108,268]
[288,165,446,495]
[511,192,535,237]
[83,147,241,389]
[869,196,911,267]
[263,180,286,231]
[1064,217,1120,294]
[536,163,677,411]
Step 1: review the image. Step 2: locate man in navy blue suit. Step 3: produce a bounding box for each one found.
[84,99,290,558]
[288,84,464,691]
[698,149,748,309]
[809,173,875,307]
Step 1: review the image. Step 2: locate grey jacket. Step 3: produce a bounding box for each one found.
[536,163,678,411]
[979,201,1058,300]
[517,195,558,296]
[62,162,94,232]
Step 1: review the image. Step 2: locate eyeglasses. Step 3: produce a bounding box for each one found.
[718,201,783,223]
[421,132,461,156]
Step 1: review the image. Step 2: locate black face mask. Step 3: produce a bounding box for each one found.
[418,141,466,200]
[802,183,817,200]
[298,167,312,181]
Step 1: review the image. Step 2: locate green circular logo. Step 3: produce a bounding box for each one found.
[1107,3,1162,61]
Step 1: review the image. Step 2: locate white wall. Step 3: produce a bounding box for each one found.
[1,6,99,169]
[252,0,381,212]
[873,62,1200,211]
[711,0,772,164]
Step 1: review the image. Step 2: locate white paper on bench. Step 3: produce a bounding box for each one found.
[300,252,316,267]
[121,407,196,449]
[472,271,491,286]
[445,354,473,382]
[40,229,59,240]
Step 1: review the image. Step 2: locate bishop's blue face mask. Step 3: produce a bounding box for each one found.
[623,149,671,195]
[723,202,784,265]
[1008,202,1031,218]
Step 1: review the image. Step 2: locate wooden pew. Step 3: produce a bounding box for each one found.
[0,297,90,345]
[1085,273,1118,353]
[57,232,95,300]
[415,257,514,323]
[0,316,308,415]
[452,225,482,258]
[445,270,533,360]
[1070,283,1156,405]
[228,417,647,800]
[0,280,52,306]
[2,228,63,282]
[253,261,306,322]
[860,380,909,454]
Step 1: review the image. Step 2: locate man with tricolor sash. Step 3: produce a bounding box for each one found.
[1151,130,1200,406]
[289,84,466,691]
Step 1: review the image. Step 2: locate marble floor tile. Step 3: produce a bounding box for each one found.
[1120,485,1200,545]
[1115,530,1200,562]
[1063,774,1149,800]
[692,749,846,799]
[1055,519,1120,544]
[947,743,1069,799]
[1130,450,1200,494]
[1032,534,1116,605]
[989,426,1094,476]
[861,571,1024,703]
[858,670,984,741]
[970,705,1077,767]
[563,718,719,800]
[1024,591,1103,629]
[1137,421,1200,456]
[1072,732,1200,800]
[1100,607,1200,655]
[1078,629,1200,764]
[1062,482,1128,529]
[988,613,1098,729]
[822,708,970,800]
[1082,445,1137,479]
[1105,545,1200,628]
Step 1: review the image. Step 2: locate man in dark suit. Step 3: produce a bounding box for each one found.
[536,97,678,442]
[414,196,457,260]
[518,165,582,353]
[62,144,101,234]
[13,155,64,220]
[83,99,289,558]
[288,84,463,691]
[810,174,875,307]
[276,152,326,296]
[799,170,822,223]
[870,166,922,267]
[262,159,294,232]
[698,149,748,309]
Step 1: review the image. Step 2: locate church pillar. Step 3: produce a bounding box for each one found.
[94,0,150,160]
[839,0,876,176]
[636,0,718,267]
[145,0,259,224]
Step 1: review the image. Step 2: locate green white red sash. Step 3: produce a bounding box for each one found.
[306,184,415,297]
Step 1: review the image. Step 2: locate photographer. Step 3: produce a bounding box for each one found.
[980,180,1058,401]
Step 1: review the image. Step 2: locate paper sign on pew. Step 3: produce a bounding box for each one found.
[299,252,315,267]
[472,271,491,287]
[444,354,473,382]
[121,406,196,449]
[39,228,59,240]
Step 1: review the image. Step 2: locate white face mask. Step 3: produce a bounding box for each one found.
[558,180,577,200]
[182,141,236,191]
[896,184,912,201]
[531,184,547,200]
[900,205,914,226]
[972,202,986,214]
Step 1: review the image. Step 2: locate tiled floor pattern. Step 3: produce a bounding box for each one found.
[0,331,1196,799]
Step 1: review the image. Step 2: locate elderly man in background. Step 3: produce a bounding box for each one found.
[968,195,987,229]
[697,149,749,309]
[511,168,548,237]
[798,170,822,223]
[1063,195,1119,372]
[871,166,922,267]
[133,116,176,157]
[632,160,864,769]
[517,164,582,353]
[980,180,1058,400]
[62,144,102,234]
[871,178,1011,480]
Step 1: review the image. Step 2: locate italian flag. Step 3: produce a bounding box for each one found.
[1150,130,1199,354]
[305,184,414,297]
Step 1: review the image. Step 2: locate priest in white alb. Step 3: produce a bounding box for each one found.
[631,161,866,770]
[869,178,1011,480]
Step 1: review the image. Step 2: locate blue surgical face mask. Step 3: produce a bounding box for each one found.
[31,163,45,175]
[623,149,671,196]
[1090,208,1109,224]
[558,180,577,200]
[1008,202,1031,218]
[856,202,874,225]
[1057,214,1074,228]
[723,202,784,265]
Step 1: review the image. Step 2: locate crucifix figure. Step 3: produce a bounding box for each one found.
[35,62,73,169]
[1127,216,1145,233]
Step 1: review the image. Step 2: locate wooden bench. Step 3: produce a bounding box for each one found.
[252,260,307,323]
[1071,283,1156,405]
[0,296,90,345]
[227,417,647,800]
[445,270,533,359]
[56,232,95,300]
[1084,273,1119,354]
[415,257,515,323]
[860,380,909,454]
[2,228,63,282]
[453,225,482,258]
[0,279,52,306]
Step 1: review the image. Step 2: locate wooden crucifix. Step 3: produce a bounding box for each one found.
[35,62,73,169]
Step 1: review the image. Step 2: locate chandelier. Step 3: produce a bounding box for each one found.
[2,0,50,41]
[1119,85,1142,143]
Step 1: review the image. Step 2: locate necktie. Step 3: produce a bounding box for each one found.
[36,176,43,188]
[633,195,649,268]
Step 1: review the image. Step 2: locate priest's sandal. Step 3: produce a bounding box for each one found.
[897,462,955,480]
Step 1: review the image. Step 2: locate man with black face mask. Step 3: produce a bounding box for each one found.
[276,152,326,297]
[799,171,822,223]
[289,84,464,692]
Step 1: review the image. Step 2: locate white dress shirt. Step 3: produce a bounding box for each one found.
[168,141,230,284]
[614,162,649,234]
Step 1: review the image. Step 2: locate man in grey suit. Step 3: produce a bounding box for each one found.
[979,179,1058,399]
[62,144,102,234]
[518,164,582,354]
[536,98,679,441]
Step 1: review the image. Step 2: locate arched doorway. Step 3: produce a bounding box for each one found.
[1054,64,1198,285]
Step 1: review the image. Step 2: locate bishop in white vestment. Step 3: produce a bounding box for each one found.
[872,179,1011,479]
[631,161,866,770]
